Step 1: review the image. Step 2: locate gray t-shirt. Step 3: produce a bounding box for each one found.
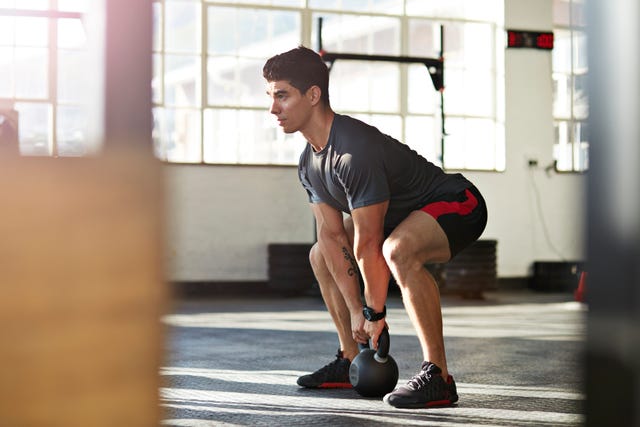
[298,114,471,229]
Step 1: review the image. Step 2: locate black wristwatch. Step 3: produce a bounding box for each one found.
[363,305,386,321]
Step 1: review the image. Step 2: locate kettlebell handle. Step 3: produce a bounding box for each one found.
[358,327,391,362]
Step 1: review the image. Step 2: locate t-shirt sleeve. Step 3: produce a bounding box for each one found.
[299,166,322,204]
[334,143,390,210]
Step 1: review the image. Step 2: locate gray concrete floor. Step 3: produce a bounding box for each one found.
[160,289,586,426]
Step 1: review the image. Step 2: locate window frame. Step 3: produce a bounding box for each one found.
[0,6,88,157]
[552,0,588,173]
[152,0,505,171]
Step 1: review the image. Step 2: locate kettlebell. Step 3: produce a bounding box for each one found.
[349,328,399,397]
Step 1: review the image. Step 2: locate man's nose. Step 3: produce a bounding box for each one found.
[269,100,279,115]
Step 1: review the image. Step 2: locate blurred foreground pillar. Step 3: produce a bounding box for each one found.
[0,0,166,425]
[0,151,166,427]
[586,0,640,425]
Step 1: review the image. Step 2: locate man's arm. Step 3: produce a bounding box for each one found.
[310,202,367,342]
[351,200,391,347]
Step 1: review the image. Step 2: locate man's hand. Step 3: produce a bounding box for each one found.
[350,310,368,344]
[364,319,387,350]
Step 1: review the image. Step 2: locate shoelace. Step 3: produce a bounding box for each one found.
[407,366,436,390]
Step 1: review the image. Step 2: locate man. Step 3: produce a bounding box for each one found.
[263,46,487,408]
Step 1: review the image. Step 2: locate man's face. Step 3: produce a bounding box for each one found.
[266,80,312,134]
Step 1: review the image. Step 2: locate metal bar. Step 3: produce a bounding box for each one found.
[439,24,446,166]
[320,51,443,91]
[317,16,323,52]
[320,52,442,68]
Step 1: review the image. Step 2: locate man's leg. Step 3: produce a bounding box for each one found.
[296,218,359,389]
[309,242,359,361]
[381,210,459,408]
[382,210,451,376]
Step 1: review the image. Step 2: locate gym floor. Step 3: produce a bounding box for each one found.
[160,289,585,426]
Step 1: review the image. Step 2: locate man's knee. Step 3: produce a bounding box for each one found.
[382,236,419,275]
[309,242,323,270]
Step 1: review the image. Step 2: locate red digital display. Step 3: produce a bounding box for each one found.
[507,30,554,50]
[536,33,554,49]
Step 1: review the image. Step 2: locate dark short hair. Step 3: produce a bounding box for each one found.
[263,46,330,106]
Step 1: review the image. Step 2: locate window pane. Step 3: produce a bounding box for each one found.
[0,47,13,97]
[204,108,305,164]
[0,17,15,45]
[225,0,302,6]
[444,118,498,170]
[58,50,89,103]
[330,61,400,113]
[552,29,571,73]
[443,23,493,69]
[165,1,201,53]
[58,0,88,12]
[165,54,201,107]
[444,68,493,116]
[461,24,493,69]
[15,102,51,156]
[573,73,588,119]
[312,13,400,56]
[0,0,48,10]
[153,107,202,162]
[406,0,501,21]
[58,18,87,49]
[57,105,88,156]
[15,47,48,99]
[208,56,267,107]
[352,114,402,142]
[573,30,587,71]
[153,2,163,51]
[15,17,48,47]
[408,64,439,114]
[553,120,570,170]
[207,7,236,55]
[153,54,163,104]
[552,72,571,118]
[20,0,48,10]
[309,0,402,14]
[574,121,588,170]
[405,115,440,165]
[408,19,442,58]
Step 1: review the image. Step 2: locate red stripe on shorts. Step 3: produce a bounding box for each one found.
[420,189,478,220]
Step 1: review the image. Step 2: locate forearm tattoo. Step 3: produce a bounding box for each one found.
[341,246,359,277]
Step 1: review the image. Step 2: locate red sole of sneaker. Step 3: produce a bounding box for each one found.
[386,399,457,409]
[318,383,353,389]
[425,399,455,407]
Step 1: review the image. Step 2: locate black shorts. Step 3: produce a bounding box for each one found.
[419,186,488,259]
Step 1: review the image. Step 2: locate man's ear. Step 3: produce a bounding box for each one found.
[306,85,322,106]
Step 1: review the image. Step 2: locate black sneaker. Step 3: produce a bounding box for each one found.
[297,350,353,389]
[383,362,458,408]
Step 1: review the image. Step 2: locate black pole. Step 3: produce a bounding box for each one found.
[439,24,446,168]
[318,16,323,52]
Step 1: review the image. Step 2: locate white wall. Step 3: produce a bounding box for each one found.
[165,165,314,281]
[164,0,586,282]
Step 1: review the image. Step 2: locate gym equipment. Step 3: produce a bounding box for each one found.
[349,328,399,397]
[316,16,447,166]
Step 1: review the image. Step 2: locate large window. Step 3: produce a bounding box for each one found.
[153,0,505,170]
[552,0,588,172]
[0,0,95,156]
